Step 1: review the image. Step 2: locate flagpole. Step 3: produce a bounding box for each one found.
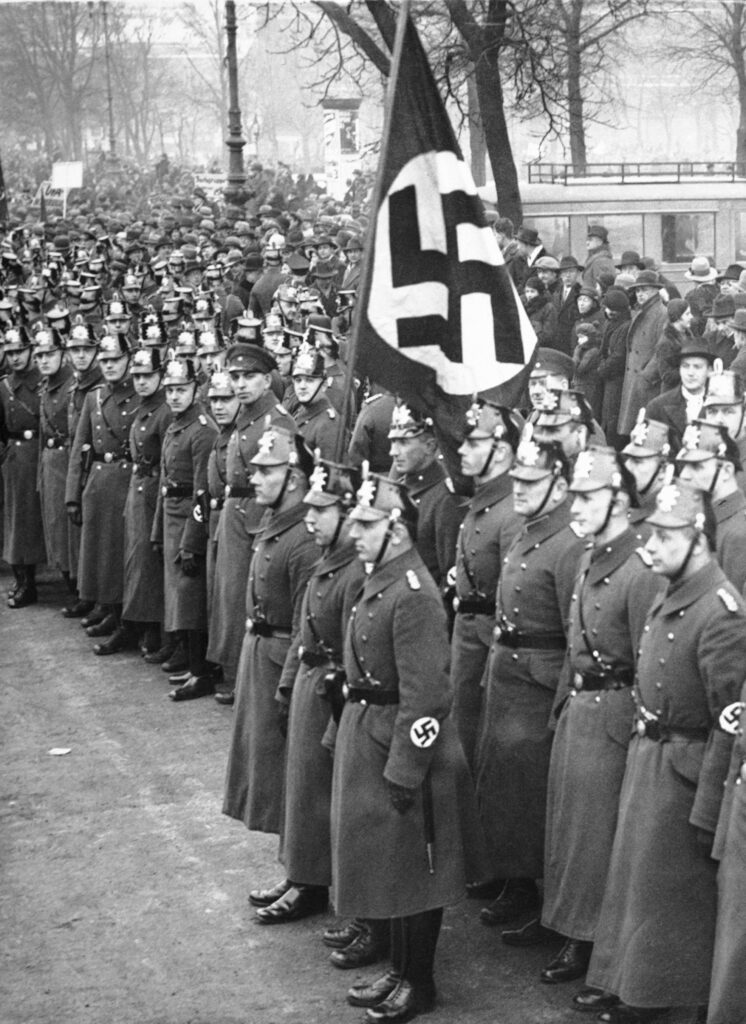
[333,0,412,462]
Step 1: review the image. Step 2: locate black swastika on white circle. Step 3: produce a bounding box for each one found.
[410,716,440,748]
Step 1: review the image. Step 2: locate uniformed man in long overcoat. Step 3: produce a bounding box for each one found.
[330,466,484,1024]
[120,347,171,656]
[676,420,746,590]
[66,331,137,645]
[288,341,338,459]
[451,399,521,772]
[707,679,746,1024]
[388,402,465,590]
[152,357,217,700]
[35,326,74,590]
[475,430,585,929]
[253,455,367,934]
[61,320,103,619]
[0,324,45,607]
[203,369,240,703]
[540,447,661,996]
[584,477,746,1022]
[223,424,316,860]
[207,343,296,689]
[620,411,674,541]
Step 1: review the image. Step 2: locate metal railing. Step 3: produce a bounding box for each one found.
[527,161,746,184]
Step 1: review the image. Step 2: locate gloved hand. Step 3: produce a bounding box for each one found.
[277,701,290,738]
[66,502,82,526]
[696,827,714,858]
[179,550,199,577]
[387,780,416,814]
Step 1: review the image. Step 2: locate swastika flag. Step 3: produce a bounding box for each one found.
[352,11,536,422]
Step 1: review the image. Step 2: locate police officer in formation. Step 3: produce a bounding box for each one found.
[4,226,746,1024]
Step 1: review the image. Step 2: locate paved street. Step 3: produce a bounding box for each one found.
[1,569,696,1024]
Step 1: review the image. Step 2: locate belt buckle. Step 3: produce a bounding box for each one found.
[161,486,168,496]
[23,429,33,441]
[224,485,232,497]
[104,452,113,463]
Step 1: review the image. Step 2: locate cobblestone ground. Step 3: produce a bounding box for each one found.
[1,567,699,1024]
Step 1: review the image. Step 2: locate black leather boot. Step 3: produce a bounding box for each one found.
[330,918,391,969]
[480,878,540,926]
[161,636,188,673]
[365,912,441,1022]
[87,608,117,637]
[8,565,37,609]
[94,611,139,656]
[348,920,402,1008]
[6,565,22,598]
[81,604,106,629]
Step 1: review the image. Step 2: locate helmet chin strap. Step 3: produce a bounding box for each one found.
[328,507,345,550]
[593,489,619,538]
[373,509,401,568]
[670,528,700,584]
[638,458,662,497]
[530,471,560,520]
[300,378,324,406]
[269,466,292,511]
[477,439,499,479]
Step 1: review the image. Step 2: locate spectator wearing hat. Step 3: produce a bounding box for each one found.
[716,263,746,297]
[571,321,603,421]
[652,298,695,394]
[703,294,738,368]
[645,339,714,445]
[615,250,644,279]
[340,235,363,292]
[582,226,616,292]
[514,226,547,289]
[596,288,632,449]
[617,270,669,438]
[247,250,286,321]
[575,285,605,336]
[683,256,718,336]
[534,255,561,298]
[727,307,746,379]
[522,276,558,348]
[553,256,583,355]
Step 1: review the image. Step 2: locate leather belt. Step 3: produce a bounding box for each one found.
[162,484,191,497]
[300,649,332,668]
[635,719,709,743]
[496,629,566,650]
[7,429,37,441]
[455,597,496,615]
[43,437,67,449]
[92,452,131,463]
[225,485,253,498]
[343,686,399,706]
[246,618,291,639]
[572,668,634,692]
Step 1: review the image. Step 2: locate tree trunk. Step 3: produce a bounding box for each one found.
[474,50,522,224]
[466,74,487,186]
[566,18,586,174]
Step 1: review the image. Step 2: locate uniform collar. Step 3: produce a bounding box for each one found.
[259,500,307,542]
[655,559,726,616]
[107,376,136,402]
[515,497,573,553]
[314,537,358,575]
[236,389,276,427]
[139,390,167,413]
[361,545,422,599]
[585,526,640,586]
[471,471,512,513]
[296,394,331,419]
[713,487,746,523]
[45,364,73,392]
[404,458,445,495]
[11,364,41,389]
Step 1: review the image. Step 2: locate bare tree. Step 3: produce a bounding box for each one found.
[0,2,101,159]
[661,1,746,170]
